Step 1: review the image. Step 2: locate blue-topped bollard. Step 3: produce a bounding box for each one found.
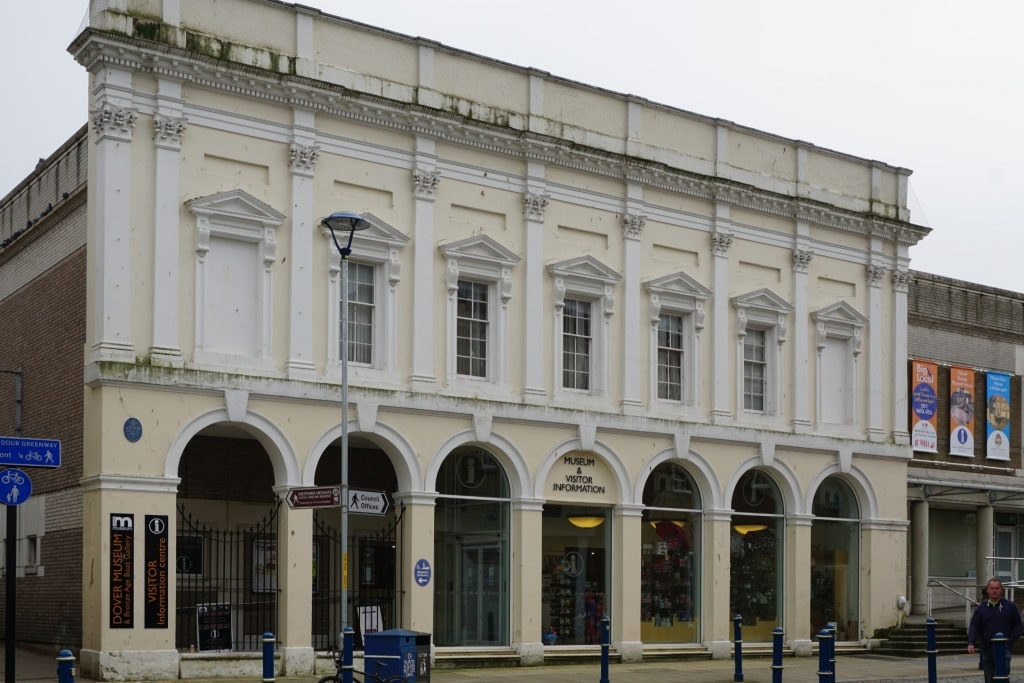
[926,617,937,683]
[771,626,784,683]
[342,626,355,683]
[262,632,275,683]
[828,623,837,676]
[817,628,834,683]
[733,614,744,682]
[600,615,610,683]
[993,632,1009,683]
[56,649,76,683]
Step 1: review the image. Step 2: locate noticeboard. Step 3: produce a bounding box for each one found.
[196,602,232,652]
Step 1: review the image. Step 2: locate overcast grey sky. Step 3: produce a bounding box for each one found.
[4,1,1021,292]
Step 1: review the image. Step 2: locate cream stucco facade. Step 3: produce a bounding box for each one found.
[67,0,927,679]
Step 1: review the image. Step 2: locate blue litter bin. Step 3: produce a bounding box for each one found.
[364,629,430,683]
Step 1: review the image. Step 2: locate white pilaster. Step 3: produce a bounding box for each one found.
[621,204,645,413]
[791,239,812,431]
[286,109,319,379]
[866,263,885,441]
[891,269,912,443]
[710,206,733,423]
[150,78,186,366]
[89,66,137,364]
[523,172,548,402]
[410,139,439,389]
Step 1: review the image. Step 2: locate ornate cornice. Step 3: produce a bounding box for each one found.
[73,29,927,247]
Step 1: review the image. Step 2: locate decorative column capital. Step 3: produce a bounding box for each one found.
[413,170,441,200]
[623,214,647,241]
[792,248,813,273]
[153,115,187,149]
[289,143,321,177]
[711,231,733,257]
[892,268,913,293]
[524,192,549,222]
[866,264,886,287]
[91,103,138,142]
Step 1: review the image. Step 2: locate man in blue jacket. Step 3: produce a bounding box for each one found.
[968,577,1024,683]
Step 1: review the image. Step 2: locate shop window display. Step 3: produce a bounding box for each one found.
[541,505,609,645]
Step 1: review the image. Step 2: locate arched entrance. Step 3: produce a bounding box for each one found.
[730,469,784,642]
[810,476,860,640]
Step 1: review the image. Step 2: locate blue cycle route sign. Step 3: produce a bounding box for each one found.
[0,437,61,468]
[0,468,31,506]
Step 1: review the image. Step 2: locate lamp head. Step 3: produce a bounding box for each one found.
[320,210,369,233]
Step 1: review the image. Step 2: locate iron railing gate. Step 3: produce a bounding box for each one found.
[313,506,404,650]
[176,504,280,652]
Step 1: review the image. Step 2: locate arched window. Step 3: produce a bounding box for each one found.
[640,462,702,643]
[434,447,510,646]
[730,469,784,641]
[811,477,860,641]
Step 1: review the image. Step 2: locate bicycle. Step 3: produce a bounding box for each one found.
[317,648,410,683]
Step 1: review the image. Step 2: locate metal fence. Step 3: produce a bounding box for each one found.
[175,504,280,652]
[313,506,404,651]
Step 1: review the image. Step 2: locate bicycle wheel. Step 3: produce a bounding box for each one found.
[316,675,340,683]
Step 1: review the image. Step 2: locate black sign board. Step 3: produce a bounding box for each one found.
[144,515,169,628]
[110,513,135,628]
[197,602,232,652]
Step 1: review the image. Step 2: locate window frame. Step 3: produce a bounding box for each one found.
[811,301,867,429]
[440,235,520,393]
[644,272,710,409]
[548,256,622,403]
[322,213,408,386]
[731,288,793,419]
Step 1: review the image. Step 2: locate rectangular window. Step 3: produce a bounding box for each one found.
[344,262,375,364]
[456,280,489,377]
[657,313,684,401]
[743,329,767,411]
[562,298,592,390]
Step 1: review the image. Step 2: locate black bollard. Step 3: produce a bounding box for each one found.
[771,627,784,683]
[734,614,744,682]
[926,617,937,683]
[817,629,834,683]
[993,632,1008,683]
[600,615,610,683]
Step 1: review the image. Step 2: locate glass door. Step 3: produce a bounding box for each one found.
[460,543,505,644]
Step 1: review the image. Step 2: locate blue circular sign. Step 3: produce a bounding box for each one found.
[912,383,937,419]
[123,417,143,443]
[414,558,432,587]
[0,468,31,506]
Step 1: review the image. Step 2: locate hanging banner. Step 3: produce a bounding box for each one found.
[949,367,976,458]
[986,372,1011,461]
[910,360,939,453]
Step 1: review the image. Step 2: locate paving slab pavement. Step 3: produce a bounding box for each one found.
[2,644,1018,683]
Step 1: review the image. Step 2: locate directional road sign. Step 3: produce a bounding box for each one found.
[285,486,340,510]
[0,437,61,468]
[349,488,390,516]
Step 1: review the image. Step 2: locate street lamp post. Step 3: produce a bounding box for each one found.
[320,211,369,645]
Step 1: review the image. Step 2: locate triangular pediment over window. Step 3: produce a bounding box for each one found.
[730,288,793,314]
[351,213,410,249]
[812,301,868,327]
[644,271,712,301]
[187,189,286,228]
[439,234,520,267]
[547,255,622,285]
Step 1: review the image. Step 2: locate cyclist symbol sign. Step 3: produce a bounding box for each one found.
[0,468,31,506]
